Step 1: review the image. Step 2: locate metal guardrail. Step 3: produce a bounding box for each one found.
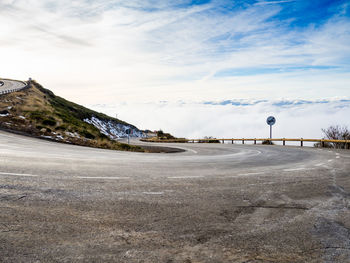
[141,138,350,147]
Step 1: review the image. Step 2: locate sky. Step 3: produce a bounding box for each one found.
[1,0,350,139]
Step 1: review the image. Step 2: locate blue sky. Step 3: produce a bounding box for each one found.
[0,0,349,137]
[1,0,349,101]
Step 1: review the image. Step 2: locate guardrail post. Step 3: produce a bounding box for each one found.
[242,139,244,145]
[254,139,256,145]
[301,138,303,147]
[283,138,285,146]
[322,140,325,148]
[231,139,233,144]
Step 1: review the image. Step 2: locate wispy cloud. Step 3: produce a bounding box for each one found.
[255,0,297,6]
[0,0,349,104]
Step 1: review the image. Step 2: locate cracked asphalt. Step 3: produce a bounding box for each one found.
[0,130,349,262]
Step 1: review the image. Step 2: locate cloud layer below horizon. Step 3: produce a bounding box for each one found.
[89,98,350,140]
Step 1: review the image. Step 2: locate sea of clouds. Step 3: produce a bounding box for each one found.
[89,98,350,142]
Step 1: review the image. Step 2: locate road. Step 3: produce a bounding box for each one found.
[0,79,27,94]
[0,130,349,262]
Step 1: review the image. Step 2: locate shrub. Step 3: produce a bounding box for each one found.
[199,136,220,143]
[156,129,175,140]
[157,130,164,137]
[80,130,95,139]
[262,140,274,145]
[55,125,68,131]
[42,119,56,126]
[314,141,332,148]
[30,111,45,121]
[320,125,350,149]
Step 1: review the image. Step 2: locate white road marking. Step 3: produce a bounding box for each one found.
[335,153,340,155]
[328,150,333,153]
[142,192,164,195]
[328,159,333,162]
[0,172,38,177]
[76,176,130,180]
[283,168,306,172]
[336,156,340,159]
[238,172,265,176]
[178,147,198,154]
[248,182,274,186]
[168,176,204,179]
[314,163,325,167]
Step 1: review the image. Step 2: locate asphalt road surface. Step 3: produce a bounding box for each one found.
[0,130,349,262]
[0,79,26,94]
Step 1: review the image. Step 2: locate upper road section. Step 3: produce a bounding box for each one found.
[0,79,27,95]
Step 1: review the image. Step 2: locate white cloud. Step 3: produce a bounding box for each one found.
[255,0,296,6]
[0,0,349,103]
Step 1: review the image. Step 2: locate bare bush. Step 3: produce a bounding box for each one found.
[262,140,274,145]
[320,125,350,149]
[314,141,333,148]
[199,136,220,143]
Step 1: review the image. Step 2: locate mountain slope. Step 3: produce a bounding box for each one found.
[0,80,144,152]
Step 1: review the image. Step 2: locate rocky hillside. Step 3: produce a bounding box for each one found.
[0,80,144,152]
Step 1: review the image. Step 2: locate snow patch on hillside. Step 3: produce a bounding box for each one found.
[84,116,144,139]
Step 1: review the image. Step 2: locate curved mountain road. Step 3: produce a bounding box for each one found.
[0,79,27,95]
[0,130,349,262]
